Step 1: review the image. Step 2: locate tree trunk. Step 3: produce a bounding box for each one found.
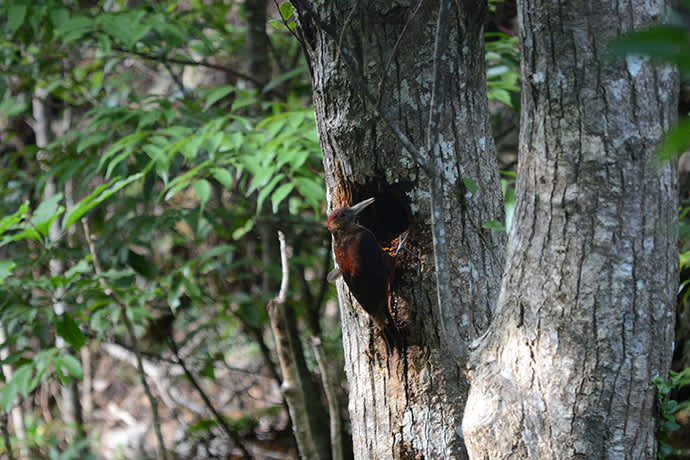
[291,2,505,458]
[463,1,679,459]
[245,0,271,88]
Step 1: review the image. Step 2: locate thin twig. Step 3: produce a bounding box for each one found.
[110,45,260,86]
[110,44,286,97]
[81,218,169,460]
[267,231,330,460]
[167,337,253,459]
[161,60,188,98]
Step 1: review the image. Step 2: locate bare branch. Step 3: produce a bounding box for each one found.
[276,231,289,303]
[267,231,330,460]
[110,45,285,98]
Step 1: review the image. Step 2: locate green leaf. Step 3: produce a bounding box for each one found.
[658,118,690,161]
[294,176,324,210]
[99,131,147,177]
[49,7,69,30]
[128,249,156,278]
[204,85,236,110]
[64,259,91,279]
[77,132,108,153]
[279,2,294,20]
[0,376,17,412]
[193,179,211,208]
[31,193,64,237]
[0,260,16,283]
[232,218,255,240]
[462,177,478,196]
[0,203,29,236]
[0,97,28,117]
[143,144,168,184]
[608,26,690,72]
[101,11,150,48]
[54,15,93,43]
[271,182,294,213]
[482,220,506,232]
[13,364,32,398]
[62,172,144,231]
[211,168,233,187]
[257,173,285,212]
[8,2,28,35]
[55,313,85,351]
[0,226,41,245]
[59,353,83,380]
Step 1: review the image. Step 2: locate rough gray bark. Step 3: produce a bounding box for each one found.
[291,2,505,458]
[463,1,679,459]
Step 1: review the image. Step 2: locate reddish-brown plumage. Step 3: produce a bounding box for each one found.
[327,198,398,349]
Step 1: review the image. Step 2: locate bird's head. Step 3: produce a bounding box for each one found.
[327,197,375,233]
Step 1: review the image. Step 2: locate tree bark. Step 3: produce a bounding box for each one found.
[463,1,679,459]
[291,2,505,458]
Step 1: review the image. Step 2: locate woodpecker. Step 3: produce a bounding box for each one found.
[327,197,400,351]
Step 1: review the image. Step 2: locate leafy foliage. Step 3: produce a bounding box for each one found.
[654,369,690,459]
[485,32,520,109]
[0,0,325,456]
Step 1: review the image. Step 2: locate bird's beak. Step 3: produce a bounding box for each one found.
[350,197,375,215]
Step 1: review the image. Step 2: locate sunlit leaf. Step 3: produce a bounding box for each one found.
[31,193,64,237]
[0,376,17,412]
[13,364,32,398]
[272,182,294,213]
[0,203,29,236]
[59,353,83,380]
[257,173,285,212]
[194,179,211,209]
[0,260,16,283]
[279,2,294,20]
[211,168,233,187]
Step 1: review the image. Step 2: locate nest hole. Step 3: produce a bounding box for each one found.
[348,180,411,248]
